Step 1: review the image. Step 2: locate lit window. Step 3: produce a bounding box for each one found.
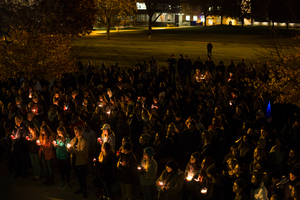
[186,15,190,21]
[193,16,197,21]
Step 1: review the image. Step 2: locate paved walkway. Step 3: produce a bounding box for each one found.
[0,157,143,200]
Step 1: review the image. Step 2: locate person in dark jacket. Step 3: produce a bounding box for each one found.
[156,160,185,200]
[204,164,223,200]
[117,142,137,200]
[11,115,29,178]
[95,142,115,200]
[27,124,41,180]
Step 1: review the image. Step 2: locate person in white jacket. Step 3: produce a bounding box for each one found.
[250,172,269,200]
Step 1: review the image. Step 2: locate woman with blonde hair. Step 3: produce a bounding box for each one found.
[54,126,71,190]
[38,124,55,185]
[28,124,41,180]
[95,142,115,200]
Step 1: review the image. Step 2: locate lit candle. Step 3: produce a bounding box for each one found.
[29,93,32,98]
[229,101,233,106]
[33,109,36,113]
[93,158,97,162]
[201,187,207,194]
[117,151,119,156]
[186,175,193,181]
[53,141,56,145]
[159,181,164,186]
[107,111,110,115]
[137,166,141,170]
[97,137,102,143]
[26,136,29,140]
[37,140,40,145]
[64,106,68,111]
[10,135,15,139]
[67,143,71,148]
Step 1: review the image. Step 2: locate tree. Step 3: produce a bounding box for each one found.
[188,0,210,27]
[226,0,251,27]
[143,0,179,35]
[0,0,97,80]
[255,32,300,107]
[95,0,137,40]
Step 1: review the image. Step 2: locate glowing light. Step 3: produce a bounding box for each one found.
[67,143,71,148]
[201,187,207,194]
[186,175,193,181]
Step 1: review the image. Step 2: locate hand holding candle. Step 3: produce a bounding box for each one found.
[53,141,56,145]
[97,137,102,144]
[67,143,71,149]
[36,140,41,145]
[10,135,15,140]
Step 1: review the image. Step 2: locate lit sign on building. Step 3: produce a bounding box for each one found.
[137,2,147,10]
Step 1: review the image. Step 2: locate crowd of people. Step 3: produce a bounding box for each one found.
[1,53,300,200]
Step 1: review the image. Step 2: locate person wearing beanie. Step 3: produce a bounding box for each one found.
[139,147,157,200]
[250,172,268,200]
[233,178,248,200]
[117,142,137,200]
[156,160,185,200]
[203,164,223,200]
[182,152,201,200]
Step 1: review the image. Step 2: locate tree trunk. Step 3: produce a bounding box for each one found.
[241,17,244,27]
[221,15,223,25]
[286,22,289,30]
[272,21,275,30]
[204,14,207,27]
[106,23,110,40]
[148,15,153,38]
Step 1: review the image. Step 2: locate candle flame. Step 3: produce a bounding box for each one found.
[201,187,207,194]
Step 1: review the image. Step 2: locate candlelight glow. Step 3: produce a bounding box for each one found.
[53,141,56,145]
[97,137,102,142]
[67,143,71,148]
[26,136,29,140]
[107,111,110,115]
[186,175,193,181]
[159,181,163,186]
[137,166,141,170]
[201,187,207,194]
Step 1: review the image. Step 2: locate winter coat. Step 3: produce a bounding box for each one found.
[156,169,185,200]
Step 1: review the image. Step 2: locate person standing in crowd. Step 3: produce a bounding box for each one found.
[100,123,116,150]
[68,126,89,198]
[139,147,157,200]
[54,126,71,190]
[11,115,29,178]
[250,172,268,200]
[233,178,248,200]
[156,160,184,200]
[39,124,55,186]
[27,124,41,180]
[117,142,137,200]
[207,42,213,56]
[167,54,177,84]
[95,142,115,200]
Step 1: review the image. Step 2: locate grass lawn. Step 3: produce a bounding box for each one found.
[73,25,296,70]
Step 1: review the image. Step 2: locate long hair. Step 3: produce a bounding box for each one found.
[39,124,54,143]
[56,126,68,143]
[28,124,39,140]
